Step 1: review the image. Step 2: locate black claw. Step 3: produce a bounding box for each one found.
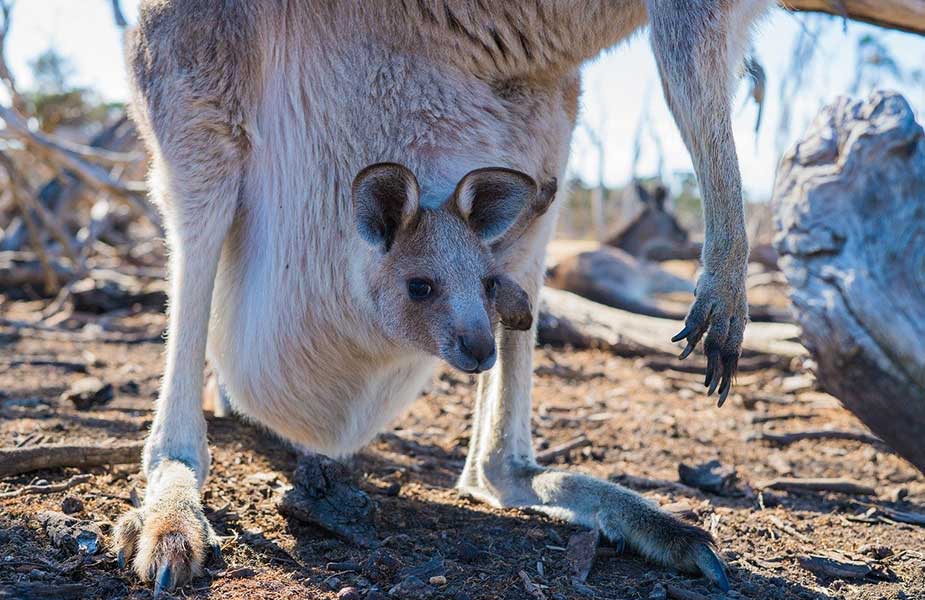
[211,542,222,562]
[678,342,695,360]
[613,536,626,554]
[671,324,694,343]
[117,550,125,569]
[717,376,732,407]
[697,544,730,592]
[704,352,717,388]
[707,371,720,396]
[154,564,172,599]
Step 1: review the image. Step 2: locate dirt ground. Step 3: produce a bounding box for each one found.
[1,297,924,600]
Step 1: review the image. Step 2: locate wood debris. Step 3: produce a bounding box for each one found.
[536,435,592,464]
[748,428,886,448]
[0,473,92,499]
[0,442,143,477]
[518,570,547,600]
[677,460,738,496]
[565,529,599,582]
[757,477,876,496]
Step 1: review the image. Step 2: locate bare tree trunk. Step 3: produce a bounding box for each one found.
[774,91,925,474]
[783,0,925,36]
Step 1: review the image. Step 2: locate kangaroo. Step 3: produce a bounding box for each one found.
[115,1,771,595]
[605,181,703,261]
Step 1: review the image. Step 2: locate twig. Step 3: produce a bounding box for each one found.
[41,135,142,168]
[643,354,788,374]
[3,357,88,372]
[4,178,56,292]
[747,412,818,425]
[612,473,700,496]
[518,570,547,600]
[536,435,591,464]
[768,515,810,542]
[0,106,160,228]
[879,507,925,526]
[0,442,144,477]
[111,0,129,30]
[758,477,876,496]
[0,473,92,498]
[0,151,79,266]
[748,429,885,447]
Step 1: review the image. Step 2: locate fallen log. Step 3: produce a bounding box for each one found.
[0,442,144,477]
[545,246,693,319]
[537,287,804,359]
[774,92,925,474]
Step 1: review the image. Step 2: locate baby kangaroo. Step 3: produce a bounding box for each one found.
[351,162,541,372]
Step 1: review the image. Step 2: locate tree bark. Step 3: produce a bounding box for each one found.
[774,91,925,474]
[782,0,925,36]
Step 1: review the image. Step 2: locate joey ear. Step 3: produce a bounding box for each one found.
[454,167,537,242]
[352,163,420,252]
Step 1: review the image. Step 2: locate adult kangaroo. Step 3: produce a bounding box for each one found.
[116,1,770,594]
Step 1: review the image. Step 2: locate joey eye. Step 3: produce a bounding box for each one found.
[484,277,498,299]
[407,278,434,301]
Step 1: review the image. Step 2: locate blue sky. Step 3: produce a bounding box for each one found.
[9,1,924,201]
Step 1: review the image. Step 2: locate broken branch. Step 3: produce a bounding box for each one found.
[0,473,93,499]
[536,435,591,464]
[758,477,876,496]
[0,442,144,477]
[748,429,885,447]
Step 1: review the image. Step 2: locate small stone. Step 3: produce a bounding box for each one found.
[61,377,114,410]
[337,586,361,600]
[118,380,140,395]
[60,497,84,515]
[363,548,404,583]
[428,576,446,586]
[859,544,893,560]
[324,577,341,591]
[388,575,434,599]
[648,583,667,600]
[678,459,737,495]
[454,540,482,563]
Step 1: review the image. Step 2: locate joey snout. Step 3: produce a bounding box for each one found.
[448,320,496,373]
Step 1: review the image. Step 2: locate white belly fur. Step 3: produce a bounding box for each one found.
[204,36,574,457]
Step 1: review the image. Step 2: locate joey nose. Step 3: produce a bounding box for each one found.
[458,332,496,372]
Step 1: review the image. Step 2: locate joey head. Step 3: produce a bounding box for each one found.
[352,163,540,373]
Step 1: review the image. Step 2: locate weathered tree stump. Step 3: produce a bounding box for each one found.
[774,91,925,474]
